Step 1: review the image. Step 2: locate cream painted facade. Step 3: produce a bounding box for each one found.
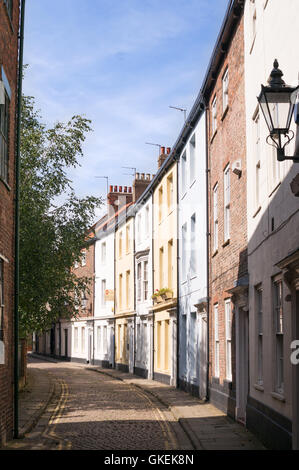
[115,216,135,372]
[152,161,178,385]
[244,0,299,449]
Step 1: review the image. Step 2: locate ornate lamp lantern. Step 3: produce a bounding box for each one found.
[257,60,299,162]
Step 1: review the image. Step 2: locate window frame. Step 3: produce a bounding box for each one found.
[272,277,284,395]
[213,183,218,252]
[222,68,229,112]
[223,165,230,242]
[0,88,10,184]
[225,299,232,381]
[211,95,217,135]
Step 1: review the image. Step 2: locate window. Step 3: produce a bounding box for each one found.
[81,327,85,352]
[81,251,86,267]
[0,87,10,183]
[256,285,263,385]
[143,261,148,301]
[214,304,219,377]
[190,214,196,277]
[119,231,123,258]
[145,205,150,237]
[167,173,174,210]
[224,165,230,241]
[158,186,163,222]
[181,223,187,281]
[159,247,164,288]
[222,68,229,112]
[181,151,187,195]
[126,270,130,309]
[189,135,196,184]
[213,184,218,251]
[273,278,284,394]
[137,214,141,245]
[212,96,217,134]
[74,327,78,353]
[101,242,106,264]
[119,274,123,310]
[4,0,13,21]
[168,240,173,289]
[126,225,130,253]
[97,326,101,352]
[101,279,106,307]
[103,325,107,354]
[225,299,232,381]
[137,263,142,302]
[254,112,261,208]
[0,260,4,341]
[74,260,79,269]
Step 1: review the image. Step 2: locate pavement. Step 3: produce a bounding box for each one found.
[6,355,265,450]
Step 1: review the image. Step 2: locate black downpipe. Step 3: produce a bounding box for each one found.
[14,0,26,440]
[204,101,210,401]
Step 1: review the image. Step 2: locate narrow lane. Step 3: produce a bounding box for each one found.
[11,359,191,451]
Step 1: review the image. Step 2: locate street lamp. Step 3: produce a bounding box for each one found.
[257,59,299,162]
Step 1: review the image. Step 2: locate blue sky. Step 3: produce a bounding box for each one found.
[23,0,229,219]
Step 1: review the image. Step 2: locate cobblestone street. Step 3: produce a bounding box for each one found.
[4,356,265,451]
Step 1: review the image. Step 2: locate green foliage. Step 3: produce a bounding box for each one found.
[19,94,102,337]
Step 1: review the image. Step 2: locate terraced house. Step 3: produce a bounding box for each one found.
[0,0,20,446]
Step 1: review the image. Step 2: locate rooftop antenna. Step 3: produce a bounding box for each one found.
[122,166,137,177]
[145,142,162,153]
[169,105,187,122]
[95,176,109,208]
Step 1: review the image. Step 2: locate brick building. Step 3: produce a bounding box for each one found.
[202,0,248,420]
[0,0,20,446]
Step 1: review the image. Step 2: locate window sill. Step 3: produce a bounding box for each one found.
[0,177,11,192]
[271,391,285,402]
[221,106,229,121]
[254,383,264,392]
[222,239,230,248]
[253,205,261,218]
[210,129,217,144]
[269,181,281,198]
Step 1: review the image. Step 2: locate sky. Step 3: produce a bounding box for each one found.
[23,0,229,219]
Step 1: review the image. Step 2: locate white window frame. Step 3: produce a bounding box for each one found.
[222,68,229,112]
[273,277,284,395]
[181,151,187,196]
[81,251,86,267]
[214,304,220,378]
[225,299,232,381]
[101,279,106,307]
[189,134,196,185]
[190,214,196,277]
[143,260,148,301]
[212,96,217,134]
[224,165,230,242]
[213,183,218,251]
[101,242,106,264]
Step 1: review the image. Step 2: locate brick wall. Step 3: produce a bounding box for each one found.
[0,0,20,446]
[207,14,247,413]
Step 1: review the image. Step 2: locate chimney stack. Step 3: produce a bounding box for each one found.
[158,146,168,169]
[107,185,133,219]
[133,171,152,203]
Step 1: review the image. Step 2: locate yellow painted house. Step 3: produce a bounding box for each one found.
[152,160,178,386]
[115,214,135,372]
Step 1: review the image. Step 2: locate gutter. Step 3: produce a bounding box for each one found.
[14,0,26,440]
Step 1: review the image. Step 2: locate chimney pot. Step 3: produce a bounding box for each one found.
[119,186,122,192]
[124,186,127,192]
[136,172,140,179]
[146,173,150,180]
[141,173,145,179]
[167,147,171,154]
[128,187,132,193]
[114,185,117,192]
[109,185,113,192]
[161,146,165,154]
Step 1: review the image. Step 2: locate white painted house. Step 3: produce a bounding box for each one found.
[178,110,208,399]
[134,193,153,378]
[94,223,115,368]
[244,0,299,450]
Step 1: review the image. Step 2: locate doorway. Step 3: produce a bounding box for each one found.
[236,306,249,424]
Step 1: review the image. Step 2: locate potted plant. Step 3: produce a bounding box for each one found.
[152,289,163,304]
[160,287,173,300]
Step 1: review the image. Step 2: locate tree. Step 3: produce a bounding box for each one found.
[19,94,102,337]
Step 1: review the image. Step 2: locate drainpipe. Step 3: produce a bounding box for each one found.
[93,241,95,365]
[133,216,136,374]
[14,0,26,440]
[176,158,180,388]
[151,191,155,380]
[204,99,210,401]
[113,228,116,368]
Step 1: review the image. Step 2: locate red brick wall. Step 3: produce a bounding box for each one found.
[0,0,20,446]
[72,241,95,318]
[207,16,247,392]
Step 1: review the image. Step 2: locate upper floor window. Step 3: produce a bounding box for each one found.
[211,96,217,135]
[181,223,187,281]
[0,88,10,183]
[223,165,230,242]
[0,260,4,341]
[4,0,13,21]
[101,242,106,264]
[189,134,196,184]
[181,151,187,195]
[190,214,196,277]
[167,173,174,210]
[145,205,149,238]
[137,262,142,302]
[137,214,141,245]
[81,251,86,267]
[101,279,106,306]
[119,231,123,258]
[254,112,261,209]
[158,186,163,222]
[126,225,130,253]
[143,261,148,301]
[222,68,229,112]
[213,184,218,252]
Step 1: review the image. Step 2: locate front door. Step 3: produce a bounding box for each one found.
[236,306,249,424]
